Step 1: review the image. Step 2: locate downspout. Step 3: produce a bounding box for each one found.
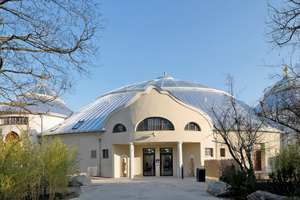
[97,131,101,177]
[38,113,44,133]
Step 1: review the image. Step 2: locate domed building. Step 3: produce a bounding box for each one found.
[257,68,300,146]
[44,74,281,178]
[0,81,72,142]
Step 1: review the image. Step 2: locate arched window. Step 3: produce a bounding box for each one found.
[5,131,19,142]
[137,117,174,131]
[184,122,201,131]
[113,124,127,133]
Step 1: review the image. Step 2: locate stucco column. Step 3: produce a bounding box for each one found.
[177,141,183,178]
[129,142,134,179]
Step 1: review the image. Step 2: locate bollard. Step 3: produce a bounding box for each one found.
[181,165,183,179]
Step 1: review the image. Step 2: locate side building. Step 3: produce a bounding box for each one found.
[0,82,72,142]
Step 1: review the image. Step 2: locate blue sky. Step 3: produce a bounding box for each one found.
[62,0,288,112]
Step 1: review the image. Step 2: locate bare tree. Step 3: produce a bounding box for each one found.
[0,0,104,108]
[263,1,300,143]
[266,0,300,48]
[211,74,267,172]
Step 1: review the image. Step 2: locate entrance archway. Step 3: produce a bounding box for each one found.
[5,131,19,143]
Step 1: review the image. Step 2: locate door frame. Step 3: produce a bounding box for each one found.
[160,148,173,176]
[143,148,156,176]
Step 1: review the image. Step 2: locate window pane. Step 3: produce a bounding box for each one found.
[184,122,201,131]
[113,124,127,133]
[205,148,213,157]
[103,149,109,158]
[137,117,174,131]
[220,148,225,157]
[91,150,97,158]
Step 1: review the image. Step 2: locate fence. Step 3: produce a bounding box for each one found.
[204,159,239,178]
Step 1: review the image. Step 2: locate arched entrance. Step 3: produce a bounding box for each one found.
[5,131,19,142]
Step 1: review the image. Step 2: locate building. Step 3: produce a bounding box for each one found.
[41,74,280,178]
[0,82,72,142]
[257,68,300,146]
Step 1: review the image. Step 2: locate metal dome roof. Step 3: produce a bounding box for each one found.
[106,76,212,95]
[256,74,300,114]
[267,75,300,95]
[44,76,275,135]
[0,82,72,118]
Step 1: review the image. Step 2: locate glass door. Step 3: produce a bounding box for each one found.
[143,148,155,176]
[160,148,173,176]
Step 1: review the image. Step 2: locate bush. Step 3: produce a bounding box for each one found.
[267,143,300,197]
[219,165,256,200]
[0,135,79,200]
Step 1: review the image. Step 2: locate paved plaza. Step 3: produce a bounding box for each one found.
[71,177,224,200]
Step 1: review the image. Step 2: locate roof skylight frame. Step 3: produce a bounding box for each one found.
[72,120,84,129]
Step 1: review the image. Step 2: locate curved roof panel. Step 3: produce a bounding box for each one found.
[45,76,275,135]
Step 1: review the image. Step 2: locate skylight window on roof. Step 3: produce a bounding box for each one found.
[72,120,84,129]
[152,79,163,88]
[162,80,177,87]
[130,82,151,89]
[175,81,194,87]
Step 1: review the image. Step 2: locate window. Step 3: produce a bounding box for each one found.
[113,124,127,133]
[91,150,97,158]
[102,149,109,158]
[220,148,225,157]
[72,120,84,129]
[205,148,213,157]
[184,122,201,131]
[137,117,174,131]
[0,117,28,125]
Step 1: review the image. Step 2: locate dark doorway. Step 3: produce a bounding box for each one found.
[160,148,173,176]
[143,148,155,176]
[254,151,262,171]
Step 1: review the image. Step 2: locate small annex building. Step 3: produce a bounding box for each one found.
[43,75,281,178]
[0,82,72,142]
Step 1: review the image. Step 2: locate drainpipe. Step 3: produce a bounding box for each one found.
[97,132,101,177]
[38,113,44,133]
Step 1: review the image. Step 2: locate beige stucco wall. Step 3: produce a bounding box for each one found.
[214,130,280,172]
[47,132,101,176]
[102,88,214,177]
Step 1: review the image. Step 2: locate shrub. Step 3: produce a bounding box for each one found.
[219,165,256,200]
[0,135,79,200]
[267,143,300,197]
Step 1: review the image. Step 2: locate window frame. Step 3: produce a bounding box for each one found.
[0,117,28,125]
[220,148,225,157]
[184,122,201,131]
[205,148,213,157]
[102,149,109,159]
[113,124,127,133]
[91,150,97,159]
[72,120,84,129]
[136,117,174,131]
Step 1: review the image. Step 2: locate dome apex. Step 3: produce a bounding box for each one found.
[28,82,56,97]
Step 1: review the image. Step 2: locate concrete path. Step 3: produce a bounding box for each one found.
[71,177,224,200]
